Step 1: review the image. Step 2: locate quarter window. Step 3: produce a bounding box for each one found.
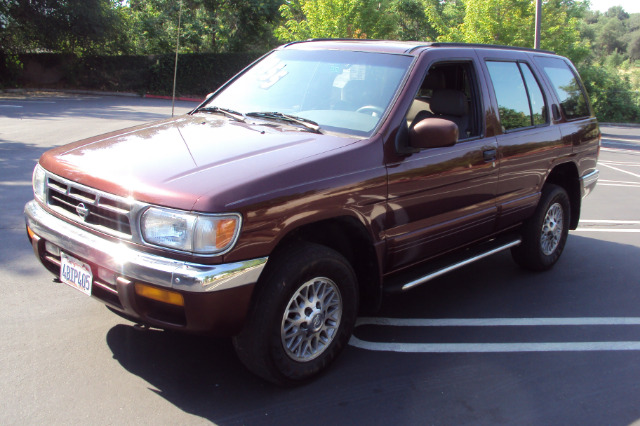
[486,61,549,132]
[535,56,590,120]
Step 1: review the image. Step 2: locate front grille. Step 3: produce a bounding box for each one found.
[46,175,133,237]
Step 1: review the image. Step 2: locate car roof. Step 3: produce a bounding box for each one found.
[281,39,556,56]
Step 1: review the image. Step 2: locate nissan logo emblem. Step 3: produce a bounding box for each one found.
[76,203,90,220]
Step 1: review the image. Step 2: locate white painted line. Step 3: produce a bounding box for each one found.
[0,105,23,108]
[603,137,640,144]
[580,220,640,224]
[0,100,57,104]
[349,337,640,353]
[0,181,32,186]
[598,183,640,188]
[599,180,640,184]
[599,163,640,167]
[350,317,640,353]
[355,317,640,327]
[598,163,640,179]
[601,147,640,154]
[573,229,640,233]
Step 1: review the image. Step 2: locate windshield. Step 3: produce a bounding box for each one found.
[202,49,413,136]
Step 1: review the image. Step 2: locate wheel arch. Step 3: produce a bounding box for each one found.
[544,162,581,230]
[265,216,383,314]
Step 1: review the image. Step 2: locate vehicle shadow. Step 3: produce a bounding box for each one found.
[105,234,640,424]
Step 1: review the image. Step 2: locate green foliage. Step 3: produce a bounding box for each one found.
[440,0,589,62]
[8,52,262,96]
[123,0,282,54]
[276,0,395,40]
[577,63,640,123]
[147,52,263,95]
[0,0,128,55]
[577,6,640,122]
[0,52,23,89]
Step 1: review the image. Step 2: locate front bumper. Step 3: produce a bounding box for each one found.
[25,200,267,335]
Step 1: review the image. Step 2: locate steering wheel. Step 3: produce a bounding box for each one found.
[356,105,384,117]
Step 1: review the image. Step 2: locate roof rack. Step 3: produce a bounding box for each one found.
[406,42,555,54]
[282,39,556,55]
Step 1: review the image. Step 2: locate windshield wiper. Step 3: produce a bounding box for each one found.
[246,111,322,134]
[197,106,246,122]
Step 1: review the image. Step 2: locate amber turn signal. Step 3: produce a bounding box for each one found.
[134,283,185,306]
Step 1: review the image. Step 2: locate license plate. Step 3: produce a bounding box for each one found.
[60,252,93,296]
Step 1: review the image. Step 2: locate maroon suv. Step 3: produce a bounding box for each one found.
[25,40,599,384]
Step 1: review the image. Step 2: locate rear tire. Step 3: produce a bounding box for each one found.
[233,243,358,385]
[512,184,571,271]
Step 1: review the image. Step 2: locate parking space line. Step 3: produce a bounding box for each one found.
[599,163,640,179]
[349,317,640,353]
[574,219,640,232]
[601,147,640,154]
[349,338,640,353]
[598,183,640,188]
[573,229,640,232]
[599,162,640,167]
[355,317,640,327]
[599,180,640,184]
[603,137,640,144]
[579,220,640,224]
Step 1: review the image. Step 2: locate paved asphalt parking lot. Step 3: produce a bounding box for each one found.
[1,92,640,425]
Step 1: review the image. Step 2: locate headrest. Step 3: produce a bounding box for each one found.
[430,89,468,117]
[421,70,445,91]
[342,80,367,102]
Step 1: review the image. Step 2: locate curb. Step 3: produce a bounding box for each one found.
[2,88,140,97]
[599,122,640,128]
[144,94,203,102]
[2,88,202,102]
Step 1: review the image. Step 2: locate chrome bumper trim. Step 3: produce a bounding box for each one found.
[25,200,267,292]
[580,169,599,198]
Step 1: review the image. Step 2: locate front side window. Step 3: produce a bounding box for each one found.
[406,61,481,140]
[535,56,590,120]
[485,61,549,132]
[204,49,413,136]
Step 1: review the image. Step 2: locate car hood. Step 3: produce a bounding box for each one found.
[40,114,360,211]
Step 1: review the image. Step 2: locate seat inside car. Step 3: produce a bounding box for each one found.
[411,89,469,139]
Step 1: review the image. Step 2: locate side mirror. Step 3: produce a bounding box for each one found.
[409,118,458,149]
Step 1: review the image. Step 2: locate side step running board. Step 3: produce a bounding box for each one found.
[385,237,522,293]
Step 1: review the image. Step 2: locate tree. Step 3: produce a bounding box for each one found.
[276,0,395,41]
[439,0,588,62]
[0,0,128,54]
[124,0,282,54]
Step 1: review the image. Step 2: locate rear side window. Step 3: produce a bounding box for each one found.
[535,56,590,120]
[485,61,548,132]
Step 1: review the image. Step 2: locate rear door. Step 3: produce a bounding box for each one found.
[476,49,566,231]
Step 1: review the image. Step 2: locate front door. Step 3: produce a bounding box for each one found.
[384,56,499,271]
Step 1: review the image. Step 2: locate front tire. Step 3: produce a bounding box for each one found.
[512,184,571,271]
[233,243,358,385]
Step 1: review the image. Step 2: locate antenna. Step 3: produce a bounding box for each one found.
[171,0,183,117]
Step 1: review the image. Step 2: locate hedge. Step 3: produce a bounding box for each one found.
[1,52,265,97]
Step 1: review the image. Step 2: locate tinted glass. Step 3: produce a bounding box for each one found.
[486,61,531,131]
[536,57,590,119]
[519,63,547,126]
[207,49,412,136]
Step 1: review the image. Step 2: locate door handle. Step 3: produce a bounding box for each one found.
[483,149,497,162]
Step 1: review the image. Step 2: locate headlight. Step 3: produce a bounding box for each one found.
[32,164,46,202]
[140,207,241,254]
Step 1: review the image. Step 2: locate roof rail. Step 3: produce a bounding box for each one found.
[416,42,556,55]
